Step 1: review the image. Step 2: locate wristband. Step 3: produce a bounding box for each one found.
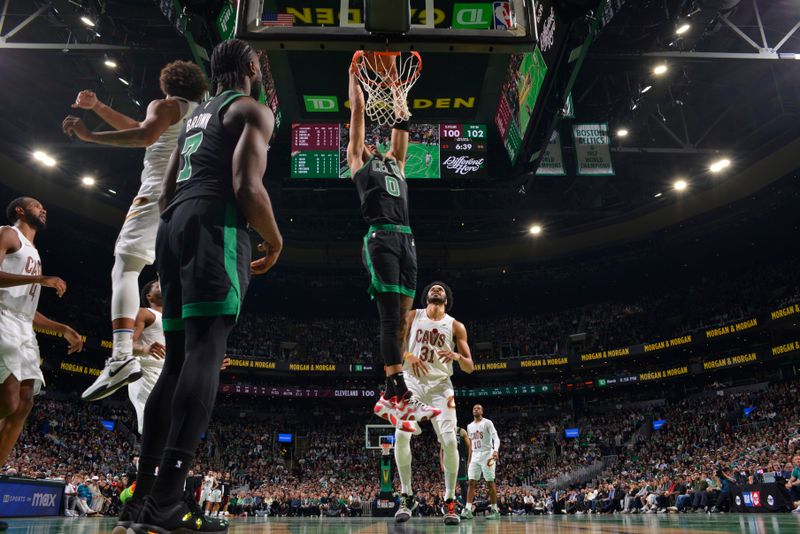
[393,119,410,131]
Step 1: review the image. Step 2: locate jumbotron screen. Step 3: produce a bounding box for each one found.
[290,123,486,179]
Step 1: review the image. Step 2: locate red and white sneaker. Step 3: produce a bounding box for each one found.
[395,392,441,422]
[374,394,421,434]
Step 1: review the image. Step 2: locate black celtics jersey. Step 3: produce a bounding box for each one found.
[353,156,410,226]
[456,427,469,477]
[166,90,248,212]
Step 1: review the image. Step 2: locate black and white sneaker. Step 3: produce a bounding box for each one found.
[394,494,414,523]
[127,495,228,533]
[82,354,142,401]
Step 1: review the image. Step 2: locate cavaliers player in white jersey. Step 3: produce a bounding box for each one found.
[128,279,165,434]
[393,281,474,525]
[461,404,501,520]
[61,61,207,401]
[0,198,83,483]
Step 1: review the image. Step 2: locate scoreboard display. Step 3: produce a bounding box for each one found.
[290,123,486,179]
[440,123,487,178]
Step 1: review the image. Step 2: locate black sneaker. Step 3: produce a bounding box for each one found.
[0,520,7,531]
[112,499,142,534]
[128,495,228,533]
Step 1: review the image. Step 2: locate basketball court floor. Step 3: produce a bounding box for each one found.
[4,515,800,533]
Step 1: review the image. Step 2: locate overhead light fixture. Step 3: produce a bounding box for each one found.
[641,85,652,94]
[104,59,117,68]
[33,150,56,167]
[118,77,129,86]
[795,53,800,60]
[616,128,629,137]
[80,16,95,27]
[709,158,731,173]
[653,64,668,75]
[82,176,95,186]
[654,192,663,198]
[529,225,542,236]
[676,23,690,35]
[673,179,687,191]
[108,189,117,194]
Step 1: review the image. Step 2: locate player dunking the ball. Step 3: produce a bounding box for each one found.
[346,54,440,428]
[62,61,206,402]
[120,39,281,534]
[461,404,501,520]
[393,282,474,525]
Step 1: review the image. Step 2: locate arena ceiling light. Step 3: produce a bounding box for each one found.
[641,85,652,94]
[709,158,731,173]
[529,224,542,236]
[653,64,668,76]
[654,192,663,198]
[80,16,95,27]
[616,128,629,137]
[33,150,56,167]
[104,59,118,68]
[676,23,690,35]
[81,176,95,186]
[108,189,116,195]
[673,179,688,191]
[118,77,129,86]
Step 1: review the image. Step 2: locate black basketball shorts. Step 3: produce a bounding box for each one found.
[156,198,251,331]
[361,224,417,299]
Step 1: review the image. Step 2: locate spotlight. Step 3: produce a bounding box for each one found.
[616,129,629,137]
[82,176,95,186]
[673,180,687,191]
[653,64,668,75]
[709,158,731,173]
[654,192,663,198]
[104,59,117,68]
[80,16,95,27]
[33,150,56,167]
[118,77,129,86]
[529,225,542,235]
[108,189,117,194]
[676,23,690,35]
[641,85,653,94]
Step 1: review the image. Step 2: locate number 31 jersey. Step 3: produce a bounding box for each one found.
[406,308,455,385]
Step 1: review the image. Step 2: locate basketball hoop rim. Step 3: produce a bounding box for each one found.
[351,50,423,76]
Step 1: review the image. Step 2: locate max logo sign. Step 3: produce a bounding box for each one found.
[32,493,57,507]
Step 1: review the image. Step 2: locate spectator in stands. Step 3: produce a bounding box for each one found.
[787,453,800,513]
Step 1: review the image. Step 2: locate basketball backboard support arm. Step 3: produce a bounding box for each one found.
[235,0,535,53]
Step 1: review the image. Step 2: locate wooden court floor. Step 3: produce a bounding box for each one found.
[4,514,800,533]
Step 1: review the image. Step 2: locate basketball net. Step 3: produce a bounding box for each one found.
[380,442,393,456]
[352,51,422,126]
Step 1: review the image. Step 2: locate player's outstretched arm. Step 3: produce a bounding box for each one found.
[0,229,66,295]
[228,98,282,275]
[63,99,180,148]
[453,320,474,374]
[159,146,180,214]
[32,311,83,354]
[347,67,367,178]
[71,90,140,131]
[387,126,409,174]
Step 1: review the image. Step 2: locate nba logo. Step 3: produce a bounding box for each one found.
[743,493,752,506]
[751,492,761,507]
[493,2,512,30]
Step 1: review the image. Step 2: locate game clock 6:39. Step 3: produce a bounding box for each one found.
[440,123,487,178]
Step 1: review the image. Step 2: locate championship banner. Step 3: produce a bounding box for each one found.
[572,123,614,176]
[731,484,792,513]
[535,130,566,175]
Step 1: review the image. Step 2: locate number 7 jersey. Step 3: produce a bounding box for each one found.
[166,90,255,214]
[406,308,455,385]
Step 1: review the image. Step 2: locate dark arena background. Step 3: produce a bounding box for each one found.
[1,0,800,533]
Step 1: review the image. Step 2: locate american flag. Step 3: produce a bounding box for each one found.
[261,12,294,27]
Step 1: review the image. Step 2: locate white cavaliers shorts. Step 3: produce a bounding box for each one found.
[468,456,496,482]
[0,310,44,395]
[403,375,457,437]
[127,358,163,434]
[209,489,222,503]
[114,196,160,264]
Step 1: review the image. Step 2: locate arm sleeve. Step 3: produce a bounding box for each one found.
[489,421,500,452]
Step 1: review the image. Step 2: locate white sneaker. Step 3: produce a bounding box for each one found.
[394,393,441,422]
[395,494,413,523]
[82,355,142,401]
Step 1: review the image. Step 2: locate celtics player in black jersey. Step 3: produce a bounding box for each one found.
[121,39,282,534]
[346,55,440,430]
